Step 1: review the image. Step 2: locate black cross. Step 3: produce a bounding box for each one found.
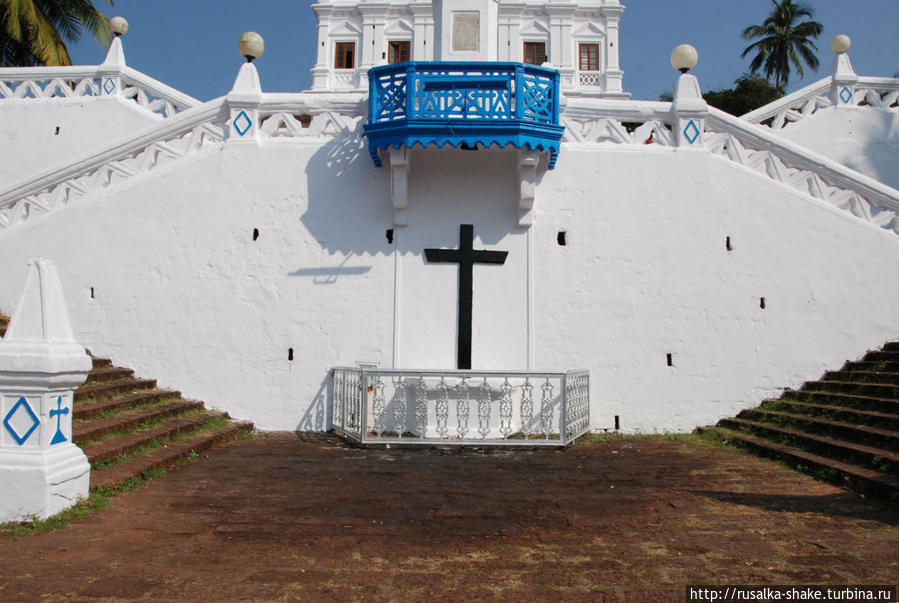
[425,224,508,370]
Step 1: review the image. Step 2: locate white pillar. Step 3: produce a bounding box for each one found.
[0,259,92,522]
[829,38,858,107]
[671,72,708,148]
[226,62,263,143]
[98,36,126,97]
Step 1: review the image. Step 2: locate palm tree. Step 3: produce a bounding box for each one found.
[741,0,823,92]
[1,0,113,67]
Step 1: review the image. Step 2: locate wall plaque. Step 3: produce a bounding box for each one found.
[452,12,479,52]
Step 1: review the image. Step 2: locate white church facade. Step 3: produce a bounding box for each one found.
[1,0,898,446]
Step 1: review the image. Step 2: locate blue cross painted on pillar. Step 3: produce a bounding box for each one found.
[49,396,69,445]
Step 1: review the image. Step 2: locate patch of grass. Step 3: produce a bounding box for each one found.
[0,468,168,540]
[580,431,696,444]
[90,413,231,471]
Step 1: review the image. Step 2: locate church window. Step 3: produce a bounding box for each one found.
[335,42,355,69]
[523,42,546,65]
[388,41,411,64]
[579,43,599,71]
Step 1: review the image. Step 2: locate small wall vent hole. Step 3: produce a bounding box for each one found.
[760,297,766,309]
[288,348,294,361]
[386,229,394,244]
[557,231,567,246]
[252,228,259,241]
[667,353,674,367]
[726,236,732,251]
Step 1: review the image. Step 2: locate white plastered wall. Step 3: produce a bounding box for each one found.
[776,107,899,191]
[1,139,899,432]
[0,99,160,185]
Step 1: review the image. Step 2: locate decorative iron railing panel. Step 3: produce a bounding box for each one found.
[364,62,565,168]
[330,368,590,446]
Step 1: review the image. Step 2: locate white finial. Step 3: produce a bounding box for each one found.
[670,44,698,73]
[110,16,128,37]
[238,32,265,63]
[830,34,851,55]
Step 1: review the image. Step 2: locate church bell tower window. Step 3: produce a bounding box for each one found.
[388,41,411,64]
[578,43,599,72]
[523,42,546,66]
[335,42,356,69]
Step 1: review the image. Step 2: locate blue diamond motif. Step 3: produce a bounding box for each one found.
[4,397,40,446]
[233,110,252,136]
[839,86,853,104]
[683,119,700,144]
[103,77,116,94]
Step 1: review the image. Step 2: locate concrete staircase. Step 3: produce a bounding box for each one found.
[1,311,253,490]
[701,343,899,501]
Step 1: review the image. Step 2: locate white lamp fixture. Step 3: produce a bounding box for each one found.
[670,44,698,73]
[238,32,265,63]
[830,34,851,55]
[109,16,128,37]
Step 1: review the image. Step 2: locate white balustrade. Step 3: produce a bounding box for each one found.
[331,368,590,446]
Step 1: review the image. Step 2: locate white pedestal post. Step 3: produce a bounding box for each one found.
[0,259,92,523]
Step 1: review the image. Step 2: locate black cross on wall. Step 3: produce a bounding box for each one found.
[424,224,508,370]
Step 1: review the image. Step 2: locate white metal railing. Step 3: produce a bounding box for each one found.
[331,367,590,446]
[0,65,199,119]
[741,76,899,130]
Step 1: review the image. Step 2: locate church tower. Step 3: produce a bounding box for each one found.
[309,0,627,98]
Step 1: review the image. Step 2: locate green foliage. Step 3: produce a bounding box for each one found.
[703,74,784,116]
[741,0,823,91]
[0,0,113,66]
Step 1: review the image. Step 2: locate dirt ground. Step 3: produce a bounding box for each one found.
[0,433,896,602]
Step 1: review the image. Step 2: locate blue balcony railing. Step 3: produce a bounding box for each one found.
[363,62,565,168]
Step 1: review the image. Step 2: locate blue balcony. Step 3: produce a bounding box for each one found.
[363,62,565,169]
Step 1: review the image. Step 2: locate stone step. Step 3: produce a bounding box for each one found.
[90,421,253,491]
[862,350,899,363]
[74,399,204,443]
[760,399,899,432]
[74,377,157,402]
[737,408,899,451]
[781,389,899,415]
[823,371,899,386]
[90,356,112,369]
[74,389,181,420]
[842,360,899,373]
[701,426,899,500]
[717,417,899,475]
[82,412,220,465]
[801,379,899,399]
[85,366,135,384]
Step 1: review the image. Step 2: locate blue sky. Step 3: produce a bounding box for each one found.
[69,1,899,102]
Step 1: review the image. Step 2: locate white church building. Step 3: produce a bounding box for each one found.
[1,0,898,446]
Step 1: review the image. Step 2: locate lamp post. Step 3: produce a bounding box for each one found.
[669,44,707,147]
[228,33,266,141]
[100,16,129,91]
[829,34,857,106]
[109,16,129,37]
[238,31,265,63]
[670,44,698,74]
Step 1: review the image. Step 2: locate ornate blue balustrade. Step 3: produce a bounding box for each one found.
[364,62,565,168]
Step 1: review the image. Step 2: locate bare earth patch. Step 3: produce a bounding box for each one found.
[0,433,896,601]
